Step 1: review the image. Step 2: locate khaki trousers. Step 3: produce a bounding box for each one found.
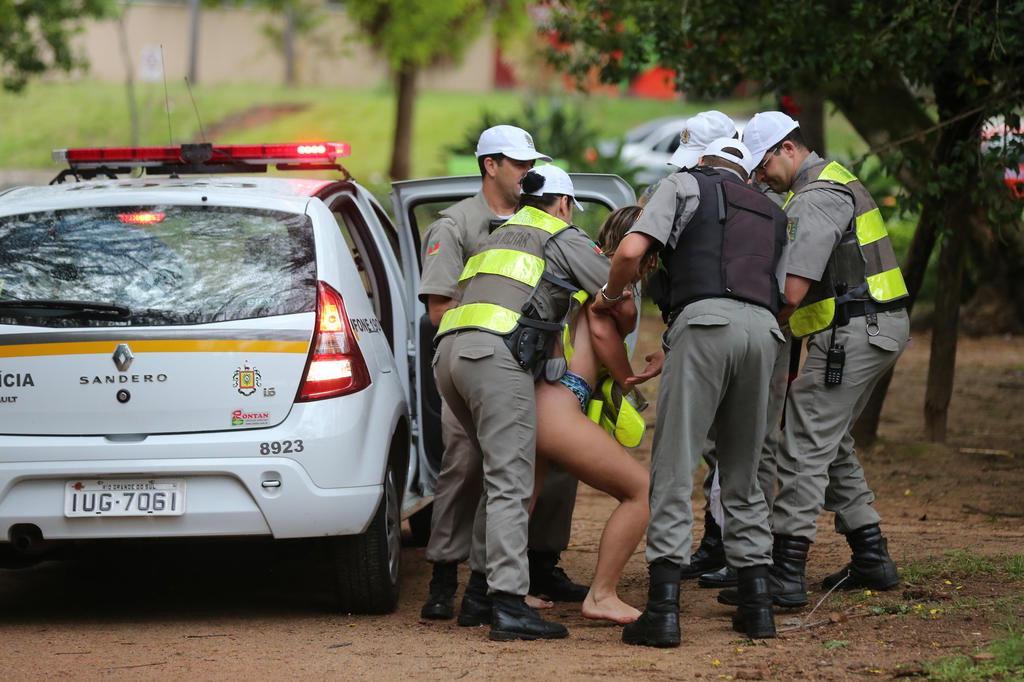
[434,331,536,595]
[426,402,577,566]
[772,309,909,540]
[646,299,783,568]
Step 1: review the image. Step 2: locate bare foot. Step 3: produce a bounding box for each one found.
[581,590,642,624]
[525,595,554,610]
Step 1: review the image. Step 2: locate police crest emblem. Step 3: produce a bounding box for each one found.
[233,363,262,396]
[680,129,691,144]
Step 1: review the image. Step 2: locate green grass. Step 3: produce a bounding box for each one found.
[927,620,1024,681]
[0,80,763,182]
[823,639,849,650]
[901,550,1000,584]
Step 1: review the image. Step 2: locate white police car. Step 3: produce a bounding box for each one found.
[0,142,634,613]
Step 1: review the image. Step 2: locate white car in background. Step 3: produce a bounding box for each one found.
[0,142,635,614]
[602,115,749,186]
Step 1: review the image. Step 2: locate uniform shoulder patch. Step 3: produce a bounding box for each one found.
[787,217,799,242]
[426,240,441,256]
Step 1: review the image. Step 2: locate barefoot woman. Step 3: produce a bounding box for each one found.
[534,206,655,624]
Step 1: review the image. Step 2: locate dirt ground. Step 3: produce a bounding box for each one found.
[0,320,1021,680]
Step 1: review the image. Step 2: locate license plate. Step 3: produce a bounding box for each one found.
[64,478,186,517]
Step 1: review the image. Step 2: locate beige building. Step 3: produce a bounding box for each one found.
[77,1,502,91]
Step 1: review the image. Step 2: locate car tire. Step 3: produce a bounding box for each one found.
[330,463,402,614]
[405,502,432,547]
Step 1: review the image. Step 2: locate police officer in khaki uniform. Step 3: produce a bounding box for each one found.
[433,165,613,641]
[419,126,587,621]
[597,139,789,647]
[718,112,910,609]
[646,114,790,591]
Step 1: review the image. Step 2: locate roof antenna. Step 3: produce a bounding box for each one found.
[184,76,207,143]
[160,44,174,147]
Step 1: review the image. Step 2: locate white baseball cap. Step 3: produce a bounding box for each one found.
[742,111,800,164]
[523,164,585,211]
[476,125,552,162]
[702,137,756,178]
[667,111,738,169]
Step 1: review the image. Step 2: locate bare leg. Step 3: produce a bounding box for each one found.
[536,381,649,624]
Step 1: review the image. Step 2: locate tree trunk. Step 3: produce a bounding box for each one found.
[920,76,986,442]
[850,201,940,444]
[283,6,297,87]
[389,62,417,180]
[187,0,201,85]
[924,226,967,441]
[789,92,826,157]
[832,76,935,196]
[115,8,139,147]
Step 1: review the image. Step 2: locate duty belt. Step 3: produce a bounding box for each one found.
[843,298,906,319]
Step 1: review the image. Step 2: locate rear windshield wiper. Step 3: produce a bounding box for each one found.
[0,299,131,320]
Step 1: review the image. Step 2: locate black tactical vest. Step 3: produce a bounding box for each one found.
[661,166,788,316]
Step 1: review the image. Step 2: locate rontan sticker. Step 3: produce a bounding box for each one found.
[231,409,270,427]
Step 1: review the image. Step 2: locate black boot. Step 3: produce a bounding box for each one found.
[528,550,588,602]
[698,564,737,589]
[622,560,682,648]
[821,524,900,591]
[681,514,725,579]
[489,592,569,641]
[420,561,458,619]
[718,535,811,608]
[731,565,777,639]
[457,570,492,627]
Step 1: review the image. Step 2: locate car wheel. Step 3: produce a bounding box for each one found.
[330,463,402,614]
[405,502,432,547]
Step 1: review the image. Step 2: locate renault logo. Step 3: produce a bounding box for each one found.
[112,344,134,372]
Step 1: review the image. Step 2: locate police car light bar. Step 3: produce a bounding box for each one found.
[52,142,351,169]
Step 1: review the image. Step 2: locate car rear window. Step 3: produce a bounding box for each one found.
[0,205,316,327]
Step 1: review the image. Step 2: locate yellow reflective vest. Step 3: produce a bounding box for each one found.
[785,160,909,338]
[437,206,575,337]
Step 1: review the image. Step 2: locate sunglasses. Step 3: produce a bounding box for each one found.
[755,143,784,173]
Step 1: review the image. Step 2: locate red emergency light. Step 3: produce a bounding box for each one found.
[52,142,351,169]
[118,211,166,225]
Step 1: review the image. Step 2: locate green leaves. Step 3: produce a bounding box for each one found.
[0,0,115,92]
[344,0,522,71]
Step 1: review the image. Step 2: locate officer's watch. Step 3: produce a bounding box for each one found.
[599,283,624,303]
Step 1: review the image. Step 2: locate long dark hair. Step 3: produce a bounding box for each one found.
[516,170,562,211]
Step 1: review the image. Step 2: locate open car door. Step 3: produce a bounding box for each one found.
[389,173,636,503]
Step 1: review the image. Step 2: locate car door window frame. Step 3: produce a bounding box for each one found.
[327,194,395,348]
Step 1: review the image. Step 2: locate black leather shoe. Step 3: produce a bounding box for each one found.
[488,592,569,641]
[821,524,900,591]
[731,565,776,639]
[718,535,811,608]
[698,565,737,589]
[528,550,589,602]
[681,514,725,579]
[622,561,682,648]
[420,561,458,620]
[457,570,492,626]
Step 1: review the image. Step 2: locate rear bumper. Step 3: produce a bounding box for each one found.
[0,457,381,541]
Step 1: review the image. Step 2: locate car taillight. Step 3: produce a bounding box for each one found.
[296,282,371,401]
